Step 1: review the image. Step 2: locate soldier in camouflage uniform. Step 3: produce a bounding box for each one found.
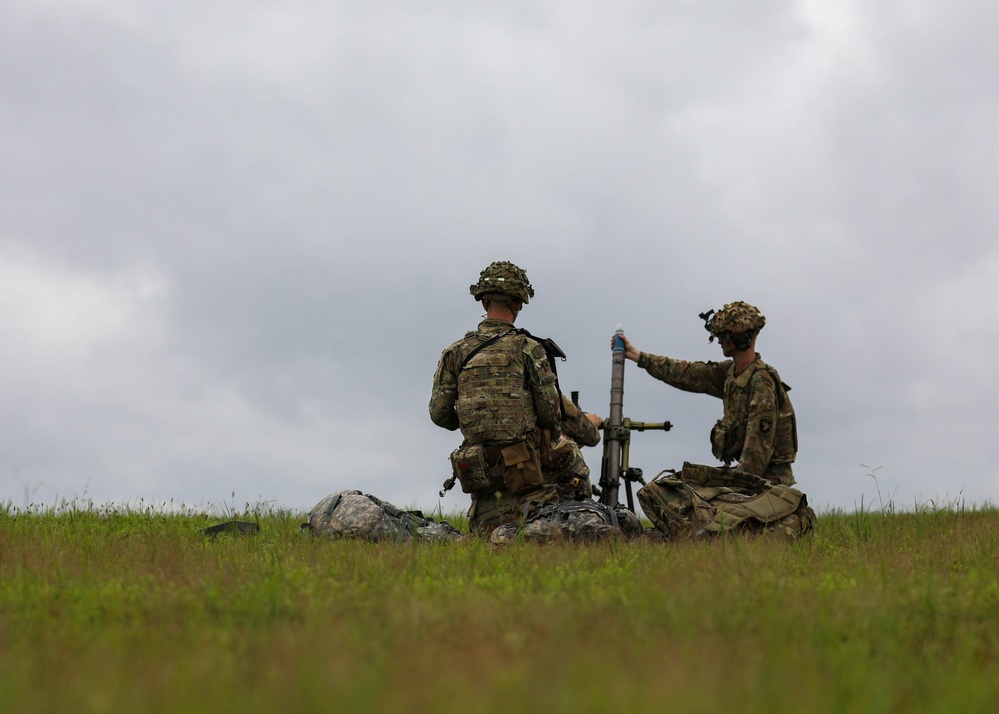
[618,302,798,485]
[429,262,563,536]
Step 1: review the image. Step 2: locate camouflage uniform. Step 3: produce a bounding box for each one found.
[543,394,601,501]
[430,262,563,536]
[637,302,797,485]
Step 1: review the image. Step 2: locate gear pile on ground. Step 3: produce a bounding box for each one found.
[488,500,643,545]
[303,466,816,544]
[303,490,462,543]
[636,462,816,541]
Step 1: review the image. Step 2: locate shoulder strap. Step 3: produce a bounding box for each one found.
[457,329,515,372]
[457,328,568,420]
[752,362,791,411]
[704,485,803,533]
[515,329,567,420]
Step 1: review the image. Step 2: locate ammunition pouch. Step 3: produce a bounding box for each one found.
[449,444,499,494]
[710,419,743,464]
[539,433,576,475]
[501,439,545,494]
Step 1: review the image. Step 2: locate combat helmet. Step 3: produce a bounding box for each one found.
[469,261,535,304]
[701,301,766,342]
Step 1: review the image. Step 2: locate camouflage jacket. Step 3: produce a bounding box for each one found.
[429,319,562,444]
[637,352,797,479]
[560,394,601,447]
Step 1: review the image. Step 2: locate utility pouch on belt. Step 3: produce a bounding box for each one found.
[449,445,493,494]
[501,440,544,494]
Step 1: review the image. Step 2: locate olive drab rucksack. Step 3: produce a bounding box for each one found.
[302,490,463,542]
[637,462,815,541]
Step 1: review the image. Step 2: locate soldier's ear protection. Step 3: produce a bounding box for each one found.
[729,331,753,350]
[715,330,754,350]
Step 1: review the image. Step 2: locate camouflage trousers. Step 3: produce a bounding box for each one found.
[468,484,560,537]
[543,437,594,501]
[764,462,796,486]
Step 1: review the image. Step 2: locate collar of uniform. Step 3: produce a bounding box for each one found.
[477,318,516,333]
[729,354,764,387]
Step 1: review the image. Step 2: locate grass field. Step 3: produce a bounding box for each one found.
[2,499,998,713]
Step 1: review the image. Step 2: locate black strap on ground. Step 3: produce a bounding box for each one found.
[202,520,260,537]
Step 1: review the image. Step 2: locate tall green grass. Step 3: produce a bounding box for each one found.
[2,499,998,713]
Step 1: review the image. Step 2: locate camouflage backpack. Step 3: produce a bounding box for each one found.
[303,490,463,543]
[488,499,643,545]
[637,463,815,541]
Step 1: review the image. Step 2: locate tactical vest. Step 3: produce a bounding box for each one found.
[456,332,537,445]
[711,361,797,466]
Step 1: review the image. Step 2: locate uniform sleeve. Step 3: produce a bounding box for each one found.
[560,395,601,447]
[429,348,460,431]
[638,353,727,399]
[525,341,562,435]
[736,371,779,476]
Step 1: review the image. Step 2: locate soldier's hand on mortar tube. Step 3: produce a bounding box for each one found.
[611,333,642,362]
[585,412,604,428]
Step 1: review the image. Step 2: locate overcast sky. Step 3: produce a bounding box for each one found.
[2,0,996,516]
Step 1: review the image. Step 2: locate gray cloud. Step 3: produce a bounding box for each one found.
[2,1,996,515]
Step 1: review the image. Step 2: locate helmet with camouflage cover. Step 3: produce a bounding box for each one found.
[470,261,535,304]
[705,301,766,341]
